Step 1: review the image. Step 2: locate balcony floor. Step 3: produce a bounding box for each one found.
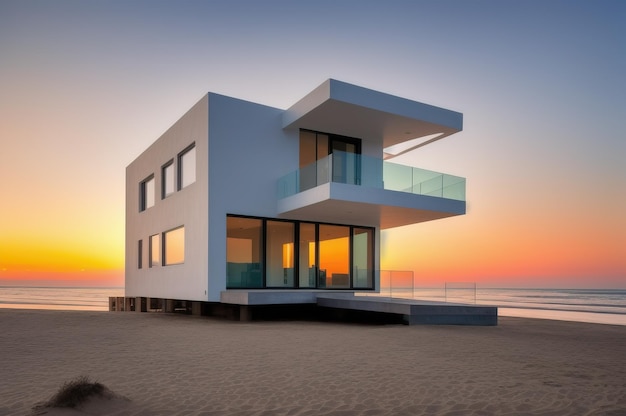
[277,182,465,229]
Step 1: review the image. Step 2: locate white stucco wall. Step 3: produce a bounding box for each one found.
[206,93,296,301]
[125,95,209,301]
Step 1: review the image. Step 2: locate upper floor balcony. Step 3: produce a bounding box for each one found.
[277,151,466,229]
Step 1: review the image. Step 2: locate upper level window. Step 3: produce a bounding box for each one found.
[178,144,196,190]
[162,161,174,199]
[140,175,155,211]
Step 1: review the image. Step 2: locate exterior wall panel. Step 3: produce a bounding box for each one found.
[125,95,209,301]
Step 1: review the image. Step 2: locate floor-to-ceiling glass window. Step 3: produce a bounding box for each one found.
[226,215,374,290]
[226,217,263,288]
[298,223,317,288]
[319,224,350,288]
[266,220,295,287]
[353,227,373,288]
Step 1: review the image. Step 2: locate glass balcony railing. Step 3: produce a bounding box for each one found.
[277,151,465,201]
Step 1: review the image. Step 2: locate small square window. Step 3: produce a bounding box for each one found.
[140,175,155,211]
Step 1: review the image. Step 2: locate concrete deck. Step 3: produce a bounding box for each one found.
[220,291,497,325]
[318,294,498,326]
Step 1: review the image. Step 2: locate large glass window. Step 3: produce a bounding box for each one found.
[162,161,175,198]
[353,228,373,288]
[178,144,196,189]
[266,221,295,287]
[149,234,160,267]
[164,227,185,265]
[140,176,155,211]
[298,223,316,288]
[319,224,350,288]
[227,217,263,288]
[226,215,374,290]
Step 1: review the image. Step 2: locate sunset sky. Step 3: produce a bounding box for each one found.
[1,1,624,288]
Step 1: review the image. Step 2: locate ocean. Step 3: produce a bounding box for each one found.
[0,286,624,325]
[0,286,124,311]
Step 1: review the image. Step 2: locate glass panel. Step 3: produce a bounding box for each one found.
[226,217,263,288]
[298,223,316,288]
[300,161,317,192]
[353,228,373,288]
[319,224,350,288]
[179,145,196,189]
[162,162,175,198]
[383,162,412,192]
[316,154,330,186]
[299,131,317,168]
[316,133,328,160]
[266,221,295,287]
[331,150,358,185]
[360,154,383,188]
[149,234,160,267]
[164,227,185,265]
[299,131,317,192]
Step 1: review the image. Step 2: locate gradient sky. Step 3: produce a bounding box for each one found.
[1,0,624,288]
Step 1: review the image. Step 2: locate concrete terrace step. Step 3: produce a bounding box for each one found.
[317,294,498,325]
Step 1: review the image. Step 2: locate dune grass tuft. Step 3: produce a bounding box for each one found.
[35,376,112,410]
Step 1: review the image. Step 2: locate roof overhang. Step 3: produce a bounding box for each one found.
[282,79,463,150]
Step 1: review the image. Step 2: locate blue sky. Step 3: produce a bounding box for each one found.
[1,0,624,287]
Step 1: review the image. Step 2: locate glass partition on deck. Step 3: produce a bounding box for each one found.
[278,151,465,201]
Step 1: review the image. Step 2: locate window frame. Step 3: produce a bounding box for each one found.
[139,175,155,212]
[177,143,196,190]
[226,214,375,290]
[149,234,160,268]
[161,160,175,199]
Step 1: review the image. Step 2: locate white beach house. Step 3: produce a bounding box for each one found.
[123,79,467,318]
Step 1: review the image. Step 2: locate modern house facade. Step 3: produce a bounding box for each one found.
[124,79,466,313]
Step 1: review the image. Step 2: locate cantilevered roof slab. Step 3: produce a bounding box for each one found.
[277,182,465,230]
[283,79,463,150]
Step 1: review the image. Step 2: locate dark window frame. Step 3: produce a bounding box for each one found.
[139,174,155,212]
[226,214,375,290]
[177,143,196,191]
[161,160,175,199]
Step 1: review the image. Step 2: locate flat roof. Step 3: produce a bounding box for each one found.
[283,79,463,150]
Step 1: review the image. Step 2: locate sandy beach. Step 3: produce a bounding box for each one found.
[1,309,625,416]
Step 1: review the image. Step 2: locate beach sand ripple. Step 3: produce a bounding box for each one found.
[1,310,625,415]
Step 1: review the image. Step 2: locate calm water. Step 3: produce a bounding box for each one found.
[0,287,124,311]
[369,287,626,326]
[0,286,624,325]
